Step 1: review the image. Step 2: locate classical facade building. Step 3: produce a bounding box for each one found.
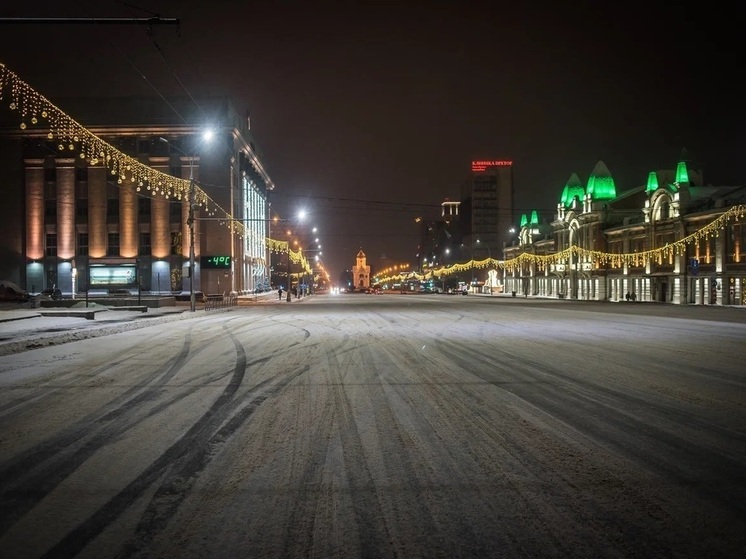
[0,94,275,297]
[503,154,746,305]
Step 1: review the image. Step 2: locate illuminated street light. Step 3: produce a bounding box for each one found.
[286,211,307,301]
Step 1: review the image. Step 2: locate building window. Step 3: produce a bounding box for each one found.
[139,232,151,256]
[138,197,151,217]
[45,233,57,257]
[77,233,89,256]
[107,232,120,256]
[170,201,182,218]
[107,197,119,218]
[45,199,57,222]
[75,182,88,221]
[76,202,88,220]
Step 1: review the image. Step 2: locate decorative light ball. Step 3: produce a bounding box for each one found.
[19,123,26,130]
[58,144,64,150]
[9,102,16,110]
[31,117,37,124]
[41,110,48,118]
[73,136,79,142]
[47,132,53,139]
[68,144,74,150]
[80,153,85,159]
[117,178,122,184]
[136,186,141,192]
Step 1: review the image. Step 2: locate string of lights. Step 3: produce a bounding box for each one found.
[376,204,746,283]
[2,62,743,283]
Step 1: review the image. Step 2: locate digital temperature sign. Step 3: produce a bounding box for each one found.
[201,256,232,269]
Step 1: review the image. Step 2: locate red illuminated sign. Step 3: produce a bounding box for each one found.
[471,160,513,172]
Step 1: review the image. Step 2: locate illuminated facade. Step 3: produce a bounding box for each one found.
[0,96,274,297]
[503,154,746,305]
[352,250,371,289]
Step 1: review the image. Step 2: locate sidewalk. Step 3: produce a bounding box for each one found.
[0,289,308,324]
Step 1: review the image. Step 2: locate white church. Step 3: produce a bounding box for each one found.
[352,250,370,290]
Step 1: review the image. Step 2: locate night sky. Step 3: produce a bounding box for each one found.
[1,1,743,278]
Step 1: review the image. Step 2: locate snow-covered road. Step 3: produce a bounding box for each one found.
[1,295,744,558]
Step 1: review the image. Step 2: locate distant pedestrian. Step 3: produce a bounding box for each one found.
[278,287,283,300]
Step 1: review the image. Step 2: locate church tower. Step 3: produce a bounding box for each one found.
[352,250,370,290]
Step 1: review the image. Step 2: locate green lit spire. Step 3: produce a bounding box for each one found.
[520,213,528,227]
[675,160,690,187]
[560,172,585,207]
[530,210,539,225]
[646,171,659,193]
[586,161,616,200]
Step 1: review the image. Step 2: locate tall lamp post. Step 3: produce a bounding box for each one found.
[159,133,212,311]
[461,242,475,291]
[285,210,307,301]
[286,236,293,301]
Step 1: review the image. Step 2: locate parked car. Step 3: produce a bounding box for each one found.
[0,280,31,302]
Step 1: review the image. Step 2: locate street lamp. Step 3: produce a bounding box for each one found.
[285,211,307,301]
[461,243,475,290]
[159,134,212,311]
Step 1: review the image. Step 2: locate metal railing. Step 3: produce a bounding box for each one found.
[204,293,238,311]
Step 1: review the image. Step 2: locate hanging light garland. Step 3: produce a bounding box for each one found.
[3,62,744,268]
[377,205,745,283]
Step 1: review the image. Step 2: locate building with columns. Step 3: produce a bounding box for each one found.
[0,95,275,298]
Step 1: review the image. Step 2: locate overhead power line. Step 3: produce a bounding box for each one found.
[0,17,179,27]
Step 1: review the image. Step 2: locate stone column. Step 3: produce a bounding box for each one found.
[149,158,171,259]
[55,158,76,260]
[24,159,45,261]
[119,181,138,257]
[88,165,107,258]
